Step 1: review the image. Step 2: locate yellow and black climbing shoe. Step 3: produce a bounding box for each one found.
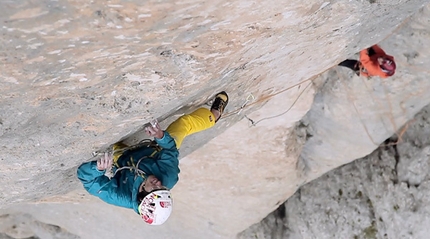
[210,91,229,122]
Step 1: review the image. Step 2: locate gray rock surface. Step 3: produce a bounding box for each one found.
[298,3,430,183]
[240,5,430,238]
[0,213,79,239]
[1,0,430,239]
[239,104,430,239]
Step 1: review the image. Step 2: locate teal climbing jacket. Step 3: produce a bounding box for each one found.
[77,132,180,214]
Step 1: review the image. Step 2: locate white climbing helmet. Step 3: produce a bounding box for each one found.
[138,190,173,225]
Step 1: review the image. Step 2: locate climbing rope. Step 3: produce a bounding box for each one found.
[244,82,313,127]
[336,64,416,148]
[220,75,320,120]
[110,156,148,180]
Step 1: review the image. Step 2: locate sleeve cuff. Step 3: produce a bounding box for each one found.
[96,168,106,173]
[159,132,166,141]
[155,131,177,149]
[155,131,167,142]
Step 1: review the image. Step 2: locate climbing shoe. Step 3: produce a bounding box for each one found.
[210,91,229,122]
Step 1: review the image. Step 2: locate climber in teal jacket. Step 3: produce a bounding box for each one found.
[77,131,179,213]
[77,91,229,226]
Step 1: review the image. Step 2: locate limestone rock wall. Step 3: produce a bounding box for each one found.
[239,101,430,239]
[239,5,430,238]
[298,1,430,183]
[1,0,426,204]
[1,0,430,239]
[0,213,80,239]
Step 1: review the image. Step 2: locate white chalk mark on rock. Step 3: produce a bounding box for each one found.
[138,14,152,18]
[48,50,62,55]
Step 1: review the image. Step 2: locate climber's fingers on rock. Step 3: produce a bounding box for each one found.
[96,157,105,170]
[105,152,113,167]
[145,126,158,137]
[97,152,113,170]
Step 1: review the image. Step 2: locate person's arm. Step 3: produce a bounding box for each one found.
[152,132,180,189]
[145,121,177,150]
[77,156,135,209]
[156,143,180,189]
[145,122,180,188]
[155,131,177,150]
[360,48,371,66]
[77,161,111,194]
[77,152,113,194]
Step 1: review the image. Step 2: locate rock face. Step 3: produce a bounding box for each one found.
[239,102,430,239]
[296,3,430,183]
[1,0,430,239]
[0,213,79,239]
[239,6,430,238]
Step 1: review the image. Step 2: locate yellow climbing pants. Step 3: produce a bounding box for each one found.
[111,108,215,162]
[112,142,127,166]
[166,108,216,149]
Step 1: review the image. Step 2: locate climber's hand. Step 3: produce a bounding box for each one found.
[97,152,113,171]
[145,120,164,139]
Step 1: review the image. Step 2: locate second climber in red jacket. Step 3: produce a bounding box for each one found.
[339,44,396,78]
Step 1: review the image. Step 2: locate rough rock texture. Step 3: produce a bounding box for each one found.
[0,213,80,239]
[1,0,430,239]
[239,5,430,238]
[237,3,430,237]
[296,3,430,186]
[238,101,430,239]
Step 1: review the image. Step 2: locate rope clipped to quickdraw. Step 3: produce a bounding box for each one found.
[220,75,319,121]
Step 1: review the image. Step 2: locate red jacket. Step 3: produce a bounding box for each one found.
[359,45,395,78]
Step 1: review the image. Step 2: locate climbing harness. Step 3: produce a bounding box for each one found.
[92,139,160,159]
[111,155,148,180]
[92,139,162,181]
